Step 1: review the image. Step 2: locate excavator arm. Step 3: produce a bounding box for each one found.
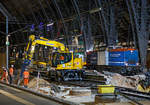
[25,35,68,61]
[20,35,68,78]
[19,35,85,81]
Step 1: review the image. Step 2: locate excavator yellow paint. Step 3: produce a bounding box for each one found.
[25,35,84,70]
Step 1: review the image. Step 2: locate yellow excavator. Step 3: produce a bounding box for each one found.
[20,35,85,81]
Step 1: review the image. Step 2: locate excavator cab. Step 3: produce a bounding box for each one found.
[51,52,72,67]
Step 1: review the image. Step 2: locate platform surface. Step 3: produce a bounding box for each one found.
[0,83,62,105]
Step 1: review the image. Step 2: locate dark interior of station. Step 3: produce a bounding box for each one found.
[0,0,150,105]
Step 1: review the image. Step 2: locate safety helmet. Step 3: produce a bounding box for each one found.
[25,68,28,71]
[11,65,14,67]
[4,68,7,71]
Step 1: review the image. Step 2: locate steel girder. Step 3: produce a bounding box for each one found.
[126,0,149,67]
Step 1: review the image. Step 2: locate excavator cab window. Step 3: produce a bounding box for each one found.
[52,52,72,67]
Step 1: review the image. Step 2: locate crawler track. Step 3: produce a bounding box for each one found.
[46,81,102,88]
[31,70,106,87]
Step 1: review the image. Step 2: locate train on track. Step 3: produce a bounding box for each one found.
[86,48,143,76]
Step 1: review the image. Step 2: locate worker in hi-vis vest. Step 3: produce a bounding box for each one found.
[9,65,14,84]
[1,67,9,84]
[23,68,29,88]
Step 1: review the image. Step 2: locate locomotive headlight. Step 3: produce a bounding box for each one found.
[125,62,128,66]
[136,62,139,66]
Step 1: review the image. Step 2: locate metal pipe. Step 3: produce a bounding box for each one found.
[6,16,9,70]
[0,4,10,70]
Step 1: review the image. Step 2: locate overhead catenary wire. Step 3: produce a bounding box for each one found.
[6,0,27,43]
[1,0,108,40]
[37,0,49,22]
[44,0,56,19]
[71,0,87,52]
[52,0,69,45]
[17,0,33,41]
[43,0,57,39]
[10,0,28,23]
[94,0,106,44]
[9,24,20,44]
[24,0,39,24]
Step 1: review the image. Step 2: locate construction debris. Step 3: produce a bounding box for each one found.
[27,77,93,103]
[28,77,50,89]
[102,71,146,90]
[20,70,150,104]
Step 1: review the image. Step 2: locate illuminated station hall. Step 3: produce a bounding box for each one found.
[0,0,150,105]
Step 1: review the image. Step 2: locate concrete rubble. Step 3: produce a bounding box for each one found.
[27,77,93,103]
[25,71,150,104]
[100,71,146,89]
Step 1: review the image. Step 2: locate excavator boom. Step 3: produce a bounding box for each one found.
[20,35,85,81]
[21,35,68,77]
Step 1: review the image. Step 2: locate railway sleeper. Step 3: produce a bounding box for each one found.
[49,70,85,81]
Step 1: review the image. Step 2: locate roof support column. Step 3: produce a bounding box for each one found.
[0,3,11,70]
[6,17,9,70]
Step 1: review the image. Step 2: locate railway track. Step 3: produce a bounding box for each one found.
[50,80,103,88]
[31,70,106,87]
[3,72,149,105]
[116,86,150,99]
[30,70,150,102]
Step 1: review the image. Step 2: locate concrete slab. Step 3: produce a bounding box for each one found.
[0,83,63,105]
